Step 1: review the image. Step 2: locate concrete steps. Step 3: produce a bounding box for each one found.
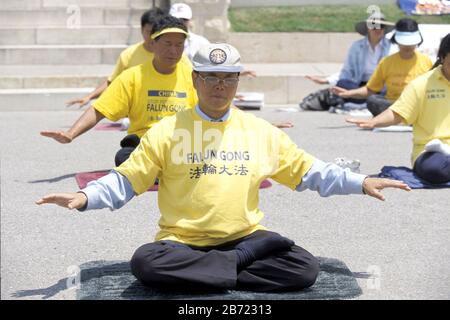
[0,45,126,64]
[1,0,155,10]
[0,0,153,64]
[0,8,149,27]
[0,26,142,45]
[0,0,155,109]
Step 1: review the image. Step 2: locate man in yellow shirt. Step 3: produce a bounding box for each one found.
[332,18,432,116]
[66,8,165,108]
[41,16,198,166]
[37,43,410,292]
[347,33,450,184]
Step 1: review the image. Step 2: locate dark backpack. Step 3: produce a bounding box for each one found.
[299,88,344,111]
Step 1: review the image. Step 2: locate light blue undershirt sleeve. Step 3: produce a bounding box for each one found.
[296,159,367,196]
[78,170,136,211]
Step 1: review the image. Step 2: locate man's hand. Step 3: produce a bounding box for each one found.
[36,192,87,210]
[40,131,73,144]
[66,96,90,108]
[305,75,329,85]
[241,70,257,77]
[345,117,376,129]
[362,177,411,201]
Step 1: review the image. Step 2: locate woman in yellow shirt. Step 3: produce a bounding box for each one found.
[332,18,432,116]
[346,34,450,184]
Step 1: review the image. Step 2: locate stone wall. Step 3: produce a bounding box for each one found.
[173,0,230,42]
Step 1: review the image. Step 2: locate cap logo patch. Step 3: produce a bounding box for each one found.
[209,49,227,64]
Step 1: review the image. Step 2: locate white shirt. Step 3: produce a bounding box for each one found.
[363,39,384,82]
[185,32,210,61]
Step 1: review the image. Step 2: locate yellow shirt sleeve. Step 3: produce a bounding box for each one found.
[114,125,165,195]
[108,54,126,83]
[366,59,385,93]
[269,129,315,189]
[389,80,421,125]
[93,71,133,122]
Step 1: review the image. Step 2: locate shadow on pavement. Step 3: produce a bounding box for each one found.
[27,169,111,184]
[28,173,77,184]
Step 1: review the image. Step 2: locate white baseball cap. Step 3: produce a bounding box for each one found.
[192,43,244,73]
[169,3,193,20]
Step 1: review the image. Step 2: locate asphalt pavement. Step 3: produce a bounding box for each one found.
[1,106,449,300]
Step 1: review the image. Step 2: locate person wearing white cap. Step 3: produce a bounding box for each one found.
[346,33,450,185]
[37,43,410,292]
[41,16,198,166]
[169,2,210,62]
[306,13,395,93]
[303,13,395,110]
[65,8,176,108]
[332,18,433,116]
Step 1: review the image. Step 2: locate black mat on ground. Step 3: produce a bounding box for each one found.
[76,257,362,300]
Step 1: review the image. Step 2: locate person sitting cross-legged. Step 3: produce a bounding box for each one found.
[37,43,411,292]
[332,18,433,116]
[346,33,450,184]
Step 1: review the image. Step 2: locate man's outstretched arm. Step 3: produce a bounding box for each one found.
[40,106,105,144]
[345,108,404,129]
[36,171,135,211]
[65,80,109,108]
[297,159,411,201]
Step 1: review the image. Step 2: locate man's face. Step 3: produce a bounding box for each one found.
[193,72,240,111]
[152,33,186,68]
[180,18,190,29]
[398,44,417,54]
[141,23,153,43]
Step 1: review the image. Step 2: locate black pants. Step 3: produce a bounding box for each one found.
[115,134,140,166]
[414,151,450,184]
[130,230,319,292]
[367,94,393,117]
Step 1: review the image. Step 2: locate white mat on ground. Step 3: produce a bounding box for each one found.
[348,109,372,117]
[233,92,264,109]
[373,125,413,132]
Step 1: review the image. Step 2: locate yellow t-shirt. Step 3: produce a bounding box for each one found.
[367,52,433,101]
[115,108,315,246]
[108,41,192,82]
[93,60,198,138]
[389,65,450,164]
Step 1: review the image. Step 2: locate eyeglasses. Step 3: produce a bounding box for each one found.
[197,74,239,87]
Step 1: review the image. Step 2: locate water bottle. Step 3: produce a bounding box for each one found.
[334,157,360,173]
